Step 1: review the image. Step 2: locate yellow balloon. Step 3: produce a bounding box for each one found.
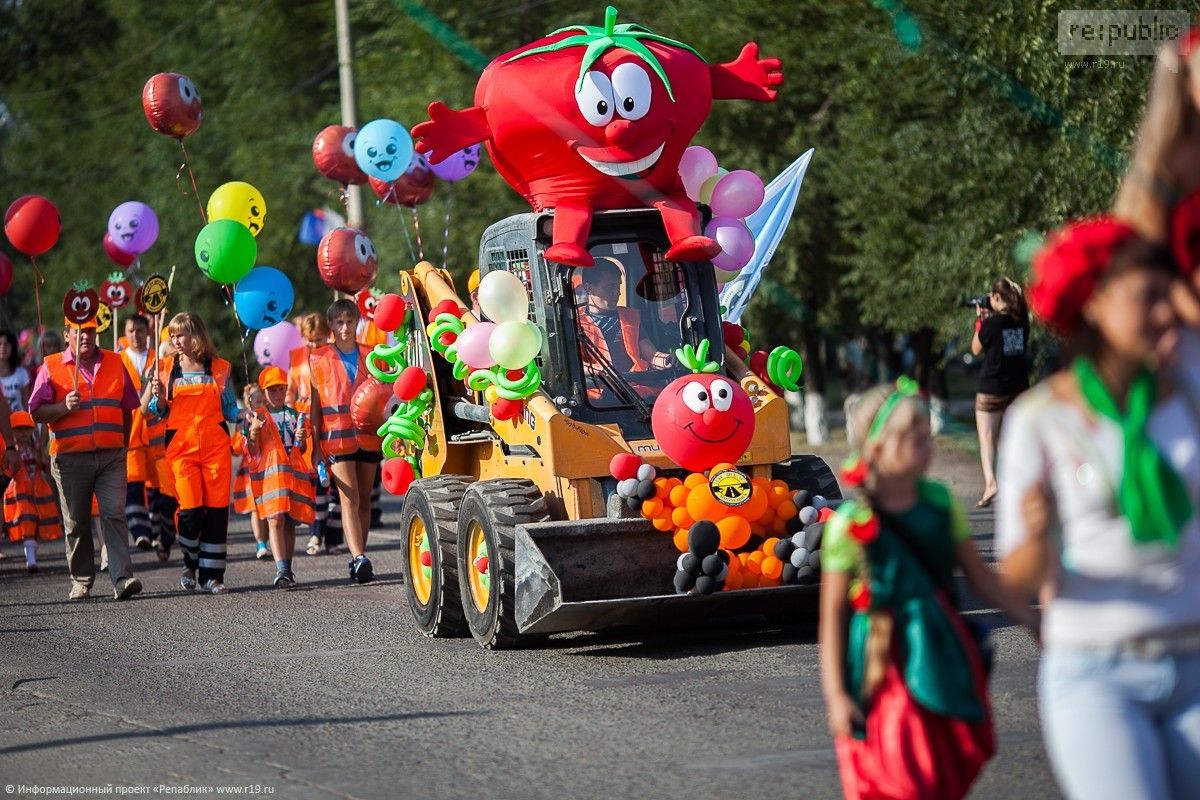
[484,385,499,403]
[207,181,267,237]
[698,168,729,205]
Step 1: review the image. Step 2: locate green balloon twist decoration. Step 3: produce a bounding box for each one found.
[366,341,408,383]
[766,346,804,392]
[465,362,542,400]
[378,387,434,459]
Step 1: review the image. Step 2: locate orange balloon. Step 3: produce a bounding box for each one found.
[684,472,707,489]
[669,485,690,507]
[758,506,777,529]
[652,515,674,532]
[745,550,765,575]
[769,517,788,536]
[759,573,782,587]
[761,537,781,556]
[762,555,784,579]
[750,521,768,539]
[771,479,790,493]
[717,515,751,549]
[710,461,737,476]
[671,506,694,528]
[741,485,770,522]
[687,484,728,523]
[774,499,797,519]
[725,571,743,591]
[725,552,741,577]
[654,477,670,498]
[642,498,664,518]
[673,527,689,552]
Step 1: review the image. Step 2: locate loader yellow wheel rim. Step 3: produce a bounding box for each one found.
[467,522,491,614]
[408,518,432,606]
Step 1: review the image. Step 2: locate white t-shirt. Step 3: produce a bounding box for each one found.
[0,366,30,412]
[996,379,1200,650]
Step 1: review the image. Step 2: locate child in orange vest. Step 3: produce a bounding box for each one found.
[245,366,314,588]
[235,384,270,561]
[4,410,62,572]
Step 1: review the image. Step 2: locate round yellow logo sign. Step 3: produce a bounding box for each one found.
[710,468,751,507]
[94,302,113,334]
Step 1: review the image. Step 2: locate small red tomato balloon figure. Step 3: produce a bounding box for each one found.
[142,73,203,139]
[651,341,754,472]
[63,280,99,325]
[312,125,369,186]
[100,272,133,310]
[356,287,382,322]
[413,5,782,268]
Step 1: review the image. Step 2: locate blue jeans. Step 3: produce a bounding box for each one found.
[1040,648,1200,799]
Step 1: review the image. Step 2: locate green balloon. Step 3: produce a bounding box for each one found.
[194,219,257,285]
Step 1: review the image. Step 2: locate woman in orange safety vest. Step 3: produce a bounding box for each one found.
[309,298,380,584]
[143,313,242,595]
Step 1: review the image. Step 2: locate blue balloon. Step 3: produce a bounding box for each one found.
[234,266,294,330]
[354,118,414,182]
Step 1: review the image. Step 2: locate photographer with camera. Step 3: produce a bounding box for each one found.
[969,277,1029,507]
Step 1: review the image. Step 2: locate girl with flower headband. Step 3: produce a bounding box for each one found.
[998,216,1200,799]
[821,379,1036,800]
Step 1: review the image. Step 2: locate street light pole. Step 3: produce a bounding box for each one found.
[335,0,363,228]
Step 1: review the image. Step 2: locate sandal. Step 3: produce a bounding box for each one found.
[306,536,321,556]
[976,494,996,508]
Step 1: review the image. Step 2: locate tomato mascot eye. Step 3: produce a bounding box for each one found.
[575,71,615,127]
[682,381,710,414]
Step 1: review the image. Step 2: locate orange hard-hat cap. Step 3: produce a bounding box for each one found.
[10,411,34,428]
[257,366,288,390]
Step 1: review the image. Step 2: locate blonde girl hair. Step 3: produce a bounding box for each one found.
[167,312,219,363]
[848,382,929,465]
[1112,39,1200,240]
[299,312,331,345]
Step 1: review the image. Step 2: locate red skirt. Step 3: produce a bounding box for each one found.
[835,603,995,800]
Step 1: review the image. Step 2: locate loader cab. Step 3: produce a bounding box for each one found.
[478,209,725,440]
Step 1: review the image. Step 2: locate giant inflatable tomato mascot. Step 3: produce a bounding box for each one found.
[413,5,782,267]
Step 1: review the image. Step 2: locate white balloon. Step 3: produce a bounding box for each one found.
[477,270,529,323]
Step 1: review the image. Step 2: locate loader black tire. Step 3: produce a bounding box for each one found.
[399,475,473,638]
[456,478,551,649]
[773,454,842,502]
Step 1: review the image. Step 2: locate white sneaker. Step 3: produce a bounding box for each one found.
[179,569,197,592]
[201,579,227,595]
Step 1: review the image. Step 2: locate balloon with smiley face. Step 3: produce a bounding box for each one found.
[651,340,755,472]
[253,321,303,370]
[100,272,133,310]
[142,73,203,139]
[429,144,482,182]
[354,118,414,183]
[234,266,295,331]
[107,201,159,255]
[63,280,99,326]
[317,228,377,294]
[368,153,435,208]
[313,125,369,186]
[208,181,267,237]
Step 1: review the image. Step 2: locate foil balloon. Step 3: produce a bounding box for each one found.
[368,153,435,208]
[351,377,397,434]
[142,73,203,139]
[317,228,377,294]
[312,125,369,185]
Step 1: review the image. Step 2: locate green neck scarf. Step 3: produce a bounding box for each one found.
[1072,358,1192,547]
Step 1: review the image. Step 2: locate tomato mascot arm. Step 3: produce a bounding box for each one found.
[412,101,491,164]
[709,43,784,103]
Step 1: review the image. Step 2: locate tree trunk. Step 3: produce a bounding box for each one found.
[802,322,829,445]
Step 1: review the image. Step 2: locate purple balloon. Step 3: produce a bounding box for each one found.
[456,321,497,369]
[107,201,159,255]
[679,146,719,202]
[710,170,765,219]
[430,144,482,182]
[705,216,755,271]
[253,321,303,370]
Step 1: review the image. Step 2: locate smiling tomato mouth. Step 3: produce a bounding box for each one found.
[571,125,672,180]
[682,419,742,444]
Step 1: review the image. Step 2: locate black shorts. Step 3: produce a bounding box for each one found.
[329,448,382,465]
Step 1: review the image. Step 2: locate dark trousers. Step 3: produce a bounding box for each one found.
[177,506,229,583]
[150,488,177,553]
[126,481,151,543]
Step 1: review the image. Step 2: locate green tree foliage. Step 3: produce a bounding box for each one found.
[0,0,1175,386]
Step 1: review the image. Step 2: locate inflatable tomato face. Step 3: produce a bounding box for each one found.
[63,280,99,325]
[356,287,382,322]
[414,7,781,267]
[652,373,755,472]
[142,73,203,139]
[101,272,132,310]
[312,125,368,186]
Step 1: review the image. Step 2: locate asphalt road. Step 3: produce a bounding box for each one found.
[0,444,1060,800]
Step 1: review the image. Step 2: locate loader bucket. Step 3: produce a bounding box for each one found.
[514,517,818,635]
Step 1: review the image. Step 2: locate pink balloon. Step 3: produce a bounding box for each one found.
[253,321,303,370]
[710,170,765,219]
[679,146,719,202]
[456,321,497,369]
[705,216,755,272]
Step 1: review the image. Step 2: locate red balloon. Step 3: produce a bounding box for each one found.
[350,377,394,434]
[492,398,523,421]
[4,195,61,257]
[609,452,641,481]
[382,458,416,496]
[312,125,369,186]
[651,373,756,472]
[393,366,427,402]
[0,252,12,296]
[317,228,378,294]
[356,288,380,321]
[374,293,407,332]
[142,73,203,139]
[368,154,435,207]
[103,233,136,268]
[426,299,462,324]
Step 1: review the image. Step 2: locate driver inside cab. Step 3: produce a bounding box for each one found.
[577,260,672,377]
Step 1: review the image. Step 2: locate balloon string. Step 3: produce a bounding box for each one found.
[387,186,416,264]
[238,327,253,387]
[28,256,44,346]
[176,140,207,224]
[441,184,452,269]
[411,207,425,262]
